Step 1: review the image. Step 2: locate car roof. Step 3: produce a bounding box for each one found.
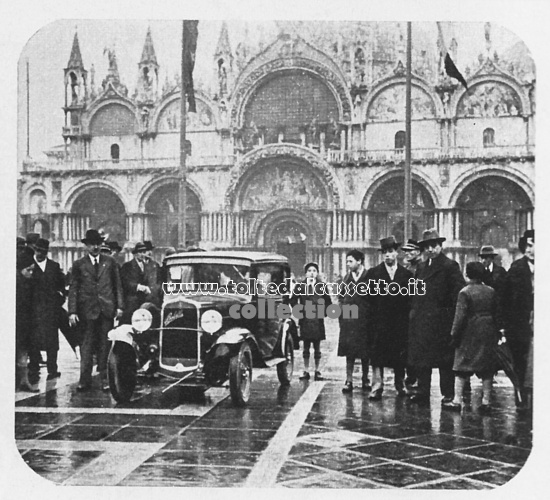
[164,250,289,265]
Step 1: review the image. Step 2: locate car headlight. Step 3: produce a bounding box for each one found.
[200,309,223,334]
[132,308,153,333]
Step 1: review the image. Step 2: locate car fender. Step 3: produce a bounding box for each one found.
[107,324,135,346]
[216,327,253,345]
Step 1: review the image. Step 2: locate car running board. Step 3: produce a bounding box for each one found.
[263,357,286,367]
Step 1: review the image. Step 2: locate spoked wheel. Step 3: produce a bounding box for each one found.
[229,342,253,407]
[277,333,294,386]
[108,342,137,403]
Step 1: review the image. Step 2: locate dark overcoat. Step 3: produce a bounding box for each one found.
[408,252,465,368]
[68,253,124,320]
[294,278,332,341]
[482,263,507,296]
[16,267,34,352]
[337,269,369,358]
[121,258,150,323]
[451,282,499,373]
[365,263,413,368]
[31,259,66,351]
[501,256,533,344]
[144,258,162,306]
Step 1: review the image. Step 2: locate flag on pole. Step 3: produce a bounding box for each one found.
[183,20,199,113]
[437,22,468,89]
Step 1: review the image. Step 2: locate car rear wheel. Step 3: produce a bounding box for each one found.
[277,333,294,386]
[108,342,137,403]
[229,342,253,407]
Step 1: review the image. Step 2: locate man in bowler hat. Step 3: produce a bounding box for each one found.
[68,229,124,391]
[365,236,413,400]
[27,238,66,383]
[408,229,465,405]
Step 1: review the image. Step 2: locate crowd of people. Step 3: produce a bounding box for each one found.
[328,228,534,413]
[15,229,166,392]
[16,226,534,414]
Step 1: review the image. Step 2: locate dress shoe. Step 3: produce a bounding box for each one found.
[362,383,372,391]
[369,389,383,400]
[76,384,91,392]
[342,381,353,394]
[299,372,310,380]
[314,371,324,381]
[47,372,61,380]
[409,394,429,405]
[442,401,462,412]
[101,380,110,391]
[441,397,454,405]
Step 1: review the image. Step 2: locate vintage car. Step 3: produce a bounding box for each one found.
[107,251,298,406]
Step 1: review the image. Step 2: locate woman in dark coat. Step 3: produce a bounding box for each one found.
[443,262,499,412]
[295,262,332,381]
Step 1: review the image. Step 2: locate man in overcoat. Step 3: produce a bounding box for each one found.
[501,229,534,406]
[144,240,162,306]
[408,229,465,404]
[338,249,370,393]
[68,229,124,391]
[365,236,413,400]
[121,242,151,324]
[27,238,66,382]
[479,245,507,295]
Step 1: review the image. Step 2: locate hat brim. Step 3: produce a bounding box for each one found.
[479,252,498,257]
[81,238,104,245]
[418,237,446,248]
[378,243,401,252]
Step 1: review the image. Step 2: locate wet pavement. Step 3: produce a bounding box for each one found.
[13,318,533,489]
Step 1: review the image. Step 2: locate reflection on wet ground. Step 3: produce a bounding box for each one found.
[15,319,532,488]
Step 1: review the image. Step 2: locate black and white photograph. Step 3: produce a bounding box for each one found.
[1,0,546,495]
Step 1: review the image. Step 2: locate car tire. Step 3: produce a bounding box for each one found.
[277,333,294,386]
[229,342,253,407]
[108,342,137,403]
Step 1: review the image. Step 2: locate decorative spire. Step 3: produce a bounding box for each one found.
[140,27,158,65]
[215,21,232,58]
[67,31,84,69]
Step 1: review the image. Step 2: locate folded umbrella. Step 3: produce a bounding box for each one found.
[58,307,82,353]
[494,337,523,404]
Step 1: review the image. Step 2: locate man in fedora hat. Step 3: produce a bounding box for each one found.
[501,229,534,407]
[143,240,162,306]
[479,245,507,294]
[68,229,124,391]
[408,228,465,405]
[365,236,413,400]
[121,242,152,324]
[27,238,66,383]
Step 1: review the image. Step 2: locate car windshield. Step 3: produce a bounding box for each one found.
[167,263,250,290]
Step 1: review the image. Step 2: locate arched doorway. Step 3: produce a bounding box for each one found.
[456,176,533,247]
[144,184,201,248]
[364,176,435,243]
[71,188,126,243]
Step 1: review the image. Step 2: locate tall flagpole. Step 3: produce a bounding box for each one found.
[404,22,412,242]
[179,21,188,249]
[26,60,30,158]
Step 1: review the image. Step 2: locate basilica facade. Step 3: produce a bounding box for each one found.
[18,22,535,277]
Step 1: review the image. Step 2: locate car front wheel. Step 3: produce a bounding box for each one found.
[229,342,253,406]
[277,333,294,386]
[108,342,137,403]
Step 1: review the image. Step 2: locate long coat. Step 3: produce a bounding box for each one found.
[365,263,413,368]
[451,282,499,373]
[16,266,34,353]
[68,253,124,320]
[31,259,66,351]
[408,252,465,368]
[337,269,369,358]
[144,258,162,307]
[121,258,150,323]
[294,278,332,341]
[501,256,533,344]
[482,263,507,294]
